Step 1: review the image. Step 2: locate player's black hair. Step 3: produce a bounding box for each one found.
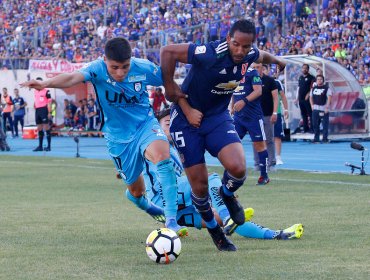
[156,108,171,122]
[104,37,132,62]
[229,19,256,39]
[316,74,325,81]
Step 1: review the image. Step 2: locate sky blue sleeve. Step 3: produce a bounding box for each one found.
[78,60,103,83]
[139,60,163,87]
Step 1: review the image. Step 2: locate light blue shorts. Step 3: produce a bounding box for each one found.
[108,117,168,185]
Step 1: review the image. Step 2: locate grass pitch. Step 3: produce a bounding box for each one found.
[1,156,370,280]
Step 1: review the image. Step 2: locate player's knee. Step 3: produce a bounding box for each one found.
[226,164,246,179]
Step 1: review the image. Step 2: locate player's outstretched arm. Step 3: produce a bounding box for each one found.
[20,72,85,90]
[160,44,189,103]
[257,50,287,73]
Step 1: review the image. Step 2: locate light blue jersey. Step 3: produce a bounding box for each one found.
[79,57,162,143]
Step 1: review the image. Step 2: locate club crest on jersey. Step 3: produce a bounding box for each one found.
[195,46,206,54]
[134,82,142,92]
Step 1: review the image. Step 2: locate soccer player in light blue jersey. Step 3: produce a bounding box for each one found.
[160,19,286,250]
[127,109,304,242]
[20,37,188,237]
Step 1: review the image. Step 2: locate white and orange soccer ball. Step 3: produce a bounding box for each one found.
[145,228,181,264]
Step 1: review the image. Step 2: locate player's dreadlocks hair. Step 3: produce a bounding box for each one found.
[229,19,256,39]
[105,37,132,62]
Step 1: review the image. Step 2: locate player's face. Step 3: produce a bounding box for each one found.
[159,115,171,141]
[104,57,131,82]
[316,76,324,86]
[227,31,254,64]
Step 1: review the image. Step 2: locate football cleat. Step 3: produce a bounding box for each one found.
[219,187,245,225]
[223,208,254,236]
[207,225,237,251]
[256,176,270,185]
[44,147,51,152]
[276,224,304,240]
[33,146,43,152]
[165,219,189,238]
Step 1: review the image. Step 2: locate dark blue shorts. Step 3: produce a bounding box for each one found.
[274,113,285,139]
[170,108,240,168]
[233,116,266,142]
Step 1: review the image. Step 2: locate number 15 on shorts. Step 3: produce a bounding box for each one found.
[171,131,185,147]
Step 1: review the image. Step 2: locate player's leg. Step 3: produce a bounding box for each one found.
[322,112,329,142]
[274,113,284,165]
[143,118,187,236]
[33,110,44,151]
[263,116,276,170]
[248,118,269,184]
[312,110,320,142]
[205,119,246,225]
[43,122,51,151]
[171,109,234,250]
[13,115,19,137]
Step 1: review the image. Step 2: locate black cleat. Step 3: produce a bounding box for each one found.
[44,147,51,152]
[219,187,245,225]
[207,225,237,251]
[33,146,43,152]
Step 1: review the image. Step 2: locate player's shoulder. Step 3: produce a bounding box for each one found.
[128,57,160,82]
[246,68,258,76]
[131,57,155,68]
[192,40,228,58]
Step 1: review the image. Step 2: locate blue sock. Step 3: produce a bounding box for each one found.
[191,192,217,229]
[156,158,178,218]
[258,150,268,178]
[207,174,230,223]
[235,221,275,239]
[125,189,164,216]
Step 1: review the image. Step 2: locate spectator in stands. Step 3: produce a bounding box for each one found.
[87,98,98,131]
[1,87,14,137]
[310,74,332,143]
[12,88,27,138]
[150,86,169,115]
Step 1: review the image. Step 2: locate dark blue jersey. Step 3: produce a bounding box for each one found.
[233,69,263,120]
[179,40,260,120]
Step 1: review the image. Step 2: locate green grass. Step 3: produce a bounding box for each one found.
[1,156,370,280]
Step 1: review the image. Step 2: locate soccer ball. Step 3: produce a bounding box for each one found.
[145,228,181,264]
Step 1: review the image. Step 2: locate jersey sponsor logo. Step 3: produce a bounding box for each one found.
[106,78,116,86]
[128,74,146,82]
[134,82,142,92]
[234,85,244,93]
[312,88,326,95]
[105,90,140,104]
[219,68,227,74]
[152,128,165,137]
[253,76,261,83]
[227,130,236,134]
[212,80,240,95]
[194,46,206,54]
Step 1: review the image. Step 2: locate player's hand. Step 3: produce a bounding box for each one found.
[20,80,45,90]
[186,108,203,128]
[284,110,289,120]
[233,100,245,112]
[165,82,188,103]
[270,114,277,123]
[277,60,286,73]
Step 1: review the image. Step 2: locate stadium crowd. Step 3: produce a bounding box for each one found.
[0,0,369,84]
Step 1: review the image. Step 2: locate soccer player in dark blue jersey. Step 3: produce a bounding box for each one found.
[231,66,270,185]
[160,19,286,251]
